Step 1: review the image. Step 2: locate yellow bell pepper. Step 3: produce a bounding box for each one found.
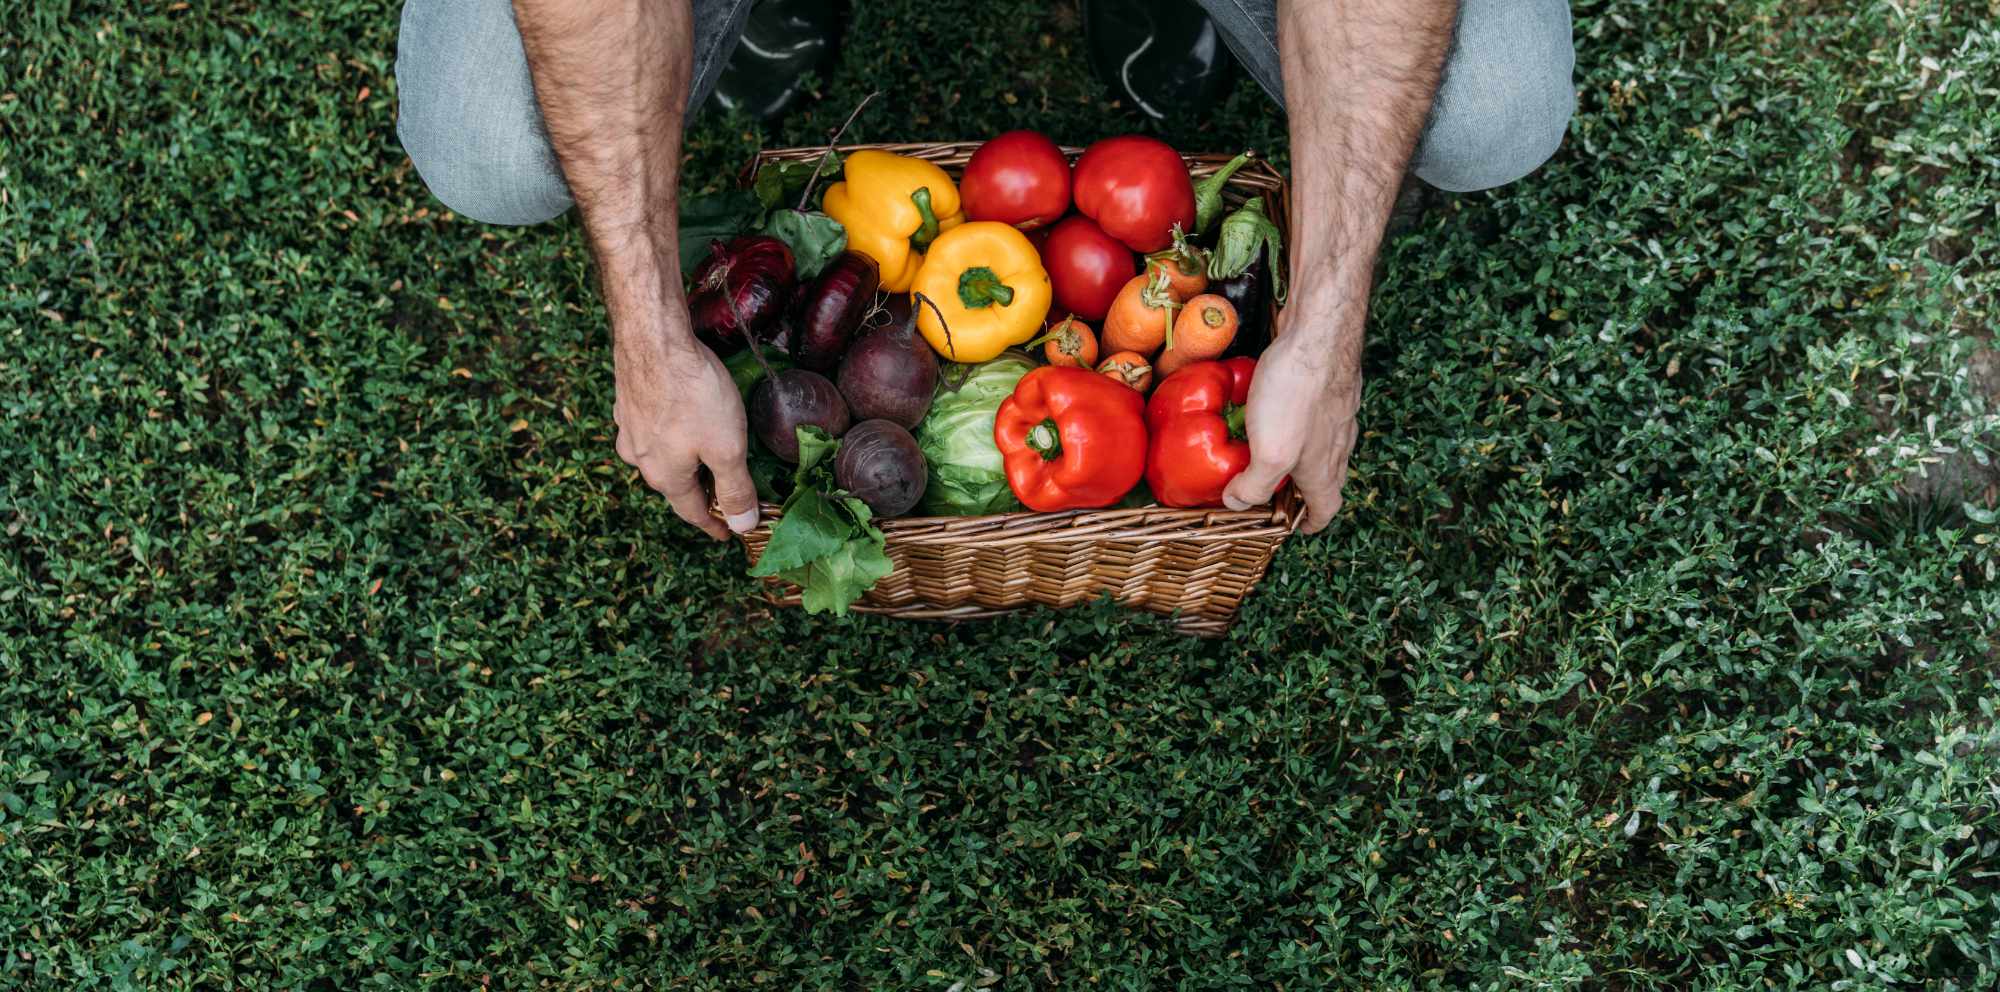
[911,221,1051,362]
[823,150,965,292]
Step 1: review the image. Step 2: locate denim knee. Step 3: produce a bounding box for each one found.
[1412,0,1575,193]
[395,0,573,226]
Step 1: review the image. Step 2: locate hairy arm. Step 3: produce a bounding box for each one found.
[1223,0,1457,531]
[514,0,757,539]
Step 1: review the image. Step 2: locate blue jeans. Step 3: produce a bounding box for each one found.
[396,0,1574,226]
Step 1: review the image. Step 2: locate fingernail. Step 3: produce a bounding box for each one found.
[1222,495,1248,511]
[726,508,760,534]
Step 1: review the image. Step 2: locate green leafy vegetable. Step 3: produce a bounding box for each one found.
[1209,198,1286,305]
[746,426,893,615]
[1192,151,1253,235]
[794,421,842,470]
[752,151,841,212]
[677,189,762,275]
[913,352,1037,516]
[752,487,849,574]
[793,507,896,614]
[762,209,847,280]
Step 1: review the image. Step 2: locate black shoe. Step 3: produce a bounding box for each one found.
[1383,175,1438,242]
[1083,0,1238,119]
[709,0,848,122]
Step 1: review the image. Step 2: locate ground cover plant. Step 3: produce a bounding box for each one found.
[2,0,1997,988]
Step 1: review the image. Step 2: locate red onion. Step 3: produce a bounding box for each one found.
[790,251,881,372]
[688,235,796,351]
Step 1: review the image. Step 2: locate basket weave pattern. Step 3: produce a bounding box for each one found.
[738,143,1301,635]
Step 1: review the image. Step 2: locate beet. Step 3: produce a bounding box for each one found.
[877,291,914,329]
[791,251,881,371]
[837,297,939,429]
[834,419,927,519]
[750,369,850,462]
[688,235,796,351]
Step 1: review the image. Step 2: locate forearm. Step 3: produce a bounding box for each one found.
[513,0,695,365]
[1278,0,1455,373]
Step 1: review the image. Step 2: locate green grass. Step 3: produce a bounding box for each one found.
[3,0,1998,988]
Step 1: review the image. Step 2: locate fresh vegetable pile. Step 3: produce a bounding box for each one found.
[695,133,1287,614]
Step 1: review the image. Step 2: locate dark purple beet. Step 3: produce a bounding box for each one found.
[876,291,914,329]
[791,251,881,371]
[836,305,939,429]
[834,419,927,519]
[750,369,850,462]
[688,235,796,352]
[1214,256,1271,359]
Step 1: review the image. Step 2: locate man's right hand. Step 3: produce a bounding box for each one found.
[612,314,760,541]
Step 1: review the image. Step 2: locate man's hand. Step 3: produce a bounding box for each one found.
[1223,285,1361,532]
[612,326,759,541]
[1245,0,1456,532]
[514,0,747,539]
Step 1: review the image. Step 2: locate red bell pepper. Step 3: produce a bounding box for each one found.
[1145,357,1259,508]
[994,366,1149,511]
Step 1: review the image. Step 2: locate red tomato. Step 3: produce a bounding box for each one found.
[1040,215,1137,323]
[960,130,1072,230]
[1071,135,1197,253]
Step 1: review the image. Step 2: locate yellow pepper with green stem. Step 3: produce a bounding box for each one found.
[911,222,1051,363]
[823,150,965,292]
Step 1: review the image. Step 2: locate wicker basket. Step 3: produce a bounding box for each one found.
[738,142,1302,636]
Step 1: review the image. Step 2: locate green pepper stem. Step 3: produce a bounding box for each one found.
[1224,402,1247,441]
[1027,419,1062,461]
[910,187,941,250]
[957,266,1015,309]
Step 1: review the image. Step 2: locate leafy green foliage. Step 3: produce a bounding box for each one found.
[747,427,892,614]
[752,151,840,212]
[677,188,762,273]
[760,208,847,279]
[1,0,1997,989]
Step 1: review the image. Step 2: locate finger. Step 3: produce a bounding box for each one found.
[654,461,730,541]
[707,448,761,534]
[1298,479,1340,533]
[1298,452,1351,534]
[1223,455,1293,511]
[1293,468,1339,533]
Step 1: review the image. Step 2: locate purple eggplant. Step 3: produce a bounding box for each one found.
[1214,255,1271,359]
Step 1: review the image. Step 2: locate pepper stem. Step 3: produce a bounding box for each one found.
[957,266,1015,309]
[1027,418,1062,461]
[1223,402,1247,441]
[910,187,941,250]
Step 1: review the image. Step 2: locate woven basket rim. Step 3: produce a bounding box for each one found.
[733,141,1305,544]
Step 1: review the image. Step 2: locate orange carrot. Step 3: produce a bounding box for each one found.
[1041,316,1099,368]
[1100,269,1179,356]
[1169,294,1238,358]
[1097,350,1154,393]
[1144,225,1209,299]
[1154,346,1200,381]
[1145,253,1207,300]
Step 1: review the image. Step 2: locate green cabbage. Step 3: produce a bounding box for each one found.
[914,351,1037,516]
